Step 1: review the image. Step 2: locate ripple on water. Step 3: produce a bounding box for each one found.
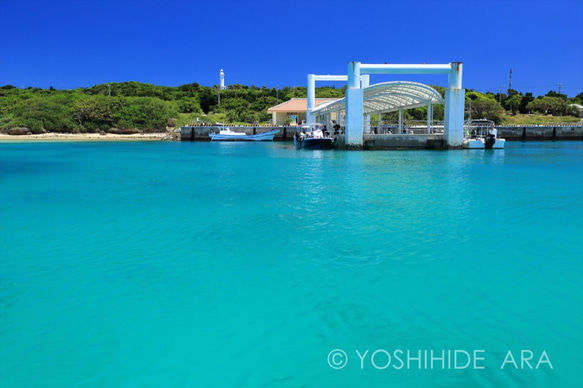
[0,142,581,387]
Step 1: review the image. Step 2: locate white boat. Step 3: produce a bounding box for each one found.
[294,123,336,150]
[208,127,279,141]
[462,119,505,149]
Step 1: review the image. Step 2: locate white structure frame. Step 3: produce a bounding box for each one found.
[347,62,464,147]
[307,62,465,148]
[306,74,369,125]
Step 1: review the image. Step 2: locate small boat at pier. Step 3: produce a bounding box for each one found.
[462,119,505,149]
[208,127,279,141]
[294,123,336,150]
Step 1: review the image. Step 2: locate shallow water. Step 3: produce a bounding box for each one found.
[1,141,582,387]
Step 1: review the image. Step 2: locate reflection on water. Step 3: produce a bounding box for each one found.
[0,141,581,387]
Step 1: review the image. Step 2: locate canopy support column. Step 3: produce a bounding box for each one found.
[427,104,433,134]
[378,113,382,132]
[307,74,316,124]
[444,62,464,147]
[362,75,370,134]
[345,62,363,147]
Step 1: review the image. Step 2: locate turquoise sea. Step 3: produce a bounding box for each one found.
[0,140,582,387]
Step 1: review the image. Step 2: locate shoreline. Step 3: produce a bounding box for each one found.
[0,132,173,142]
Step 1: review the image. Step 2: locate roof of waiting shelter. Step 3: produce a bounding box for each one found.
[267,98,338,112]
[311,81,444,115]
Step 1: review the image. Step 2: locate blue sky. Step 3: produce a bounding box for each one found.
[1,0,582,96]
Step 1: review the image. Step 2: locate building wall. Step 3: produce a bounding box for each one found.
[270,111,305,125]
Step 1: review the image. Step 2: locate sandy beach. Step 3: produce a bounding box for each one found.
[0,132,175,142]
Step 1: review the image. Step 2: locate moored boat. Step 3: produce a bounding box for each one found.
[294,123,336,150]
[208,127,279,141]
[462,119,505,149]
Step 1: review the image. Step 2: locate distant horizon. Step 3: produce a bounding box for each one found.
[1,0,581,98]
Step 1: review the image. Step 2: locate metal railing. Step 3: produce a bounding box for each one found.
[364,120,445,134]
[495,123,583,128]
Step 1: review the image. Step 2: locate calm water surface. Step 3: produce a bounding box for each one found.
[1,141,582,387]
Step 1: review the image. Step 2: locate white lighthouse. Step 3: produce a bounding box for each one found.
[219,69,225,90]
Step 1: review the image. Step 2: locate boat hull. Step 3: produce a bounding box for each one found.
[462,138,505,149]
[209,129,279,141]
[295,137,335,150]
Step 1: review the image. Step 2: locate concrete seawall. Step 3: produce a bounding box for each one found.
[347,134,446,150]
[496,125,583,140]
[180,126,292,141]
[180,125,583,148]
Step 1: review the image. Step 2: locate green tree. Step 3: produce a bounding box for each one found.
[72,96,122,131]
[115,97,178,131]
[177,97,202,113]
[249,96,277,113]
[520,92,535,114]
[222,97,249,111]
[199,87,218,113]
[526,96,565,115]
[504,93,523,115]
[10,95,77,132]
[471,99,503,123]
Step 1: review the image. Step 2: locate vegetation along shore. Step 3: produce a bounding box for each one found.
[0,82,581,138]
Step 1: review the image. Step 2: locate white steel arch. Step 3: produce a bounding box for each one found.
[312,81,443,115]
[364,81,443,113]
[312,81,444,136]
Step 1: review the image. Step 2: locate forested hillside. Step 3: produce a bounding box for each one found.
[0,82,580,134]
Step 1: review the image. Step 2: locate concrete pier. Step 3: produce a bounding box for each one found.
[180,125,583,146]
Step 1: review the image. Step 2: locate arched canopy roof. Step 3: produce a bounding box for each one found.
[311,81,444,116]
